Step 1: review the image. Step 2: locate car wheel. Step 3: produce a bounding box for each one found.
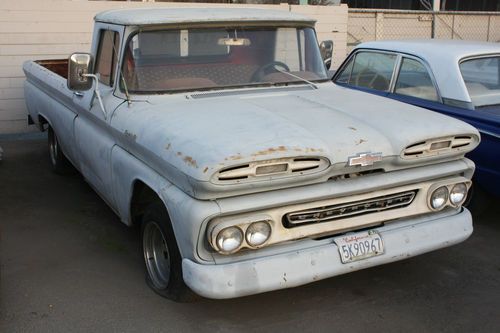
[141,201,195,302]
[48,126,73,175]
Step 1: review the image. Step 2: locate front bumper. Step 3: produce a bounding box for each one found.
[183,208,472,299]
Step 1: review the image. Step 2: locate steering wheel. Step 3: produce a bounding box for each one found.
[251,61,290,82]
[354,67,390,91]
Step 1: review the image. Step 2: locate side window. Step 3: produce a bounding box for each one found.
[95,30,120,87]
[395,58,438,102]
[348,52,397,91]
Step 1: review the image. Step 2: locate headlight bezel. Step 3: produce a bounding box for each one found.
[427,181,471,211]
[209,214,274,254]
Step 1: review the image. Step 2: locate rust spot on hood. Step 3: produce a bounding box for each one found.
[356,139,367,145]
[183,156,198,168]
[203,167,209,173]
[252,146,287,157]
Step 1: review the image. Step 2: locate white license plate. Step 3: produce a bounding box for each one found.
[334,231,384,263]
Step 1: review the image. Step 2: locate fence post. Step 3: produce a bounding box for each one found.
[375,12,384,40]
[431,13,435,38]
[486,15,491,41]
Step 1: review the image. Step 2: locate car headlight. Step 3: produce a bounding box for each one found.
[245,221,271,247]
[430,186,449,210]
[450,183,467,206]
[216,226,243,253]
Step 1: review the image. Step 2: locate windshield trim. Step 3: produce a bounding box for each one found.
[119,25,326,95]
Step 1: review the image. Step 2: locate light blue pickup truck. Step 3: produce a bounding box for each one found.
[23,8,479,300]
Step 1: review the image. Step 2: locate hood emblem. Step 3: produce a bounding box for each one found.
[348,152,383,167]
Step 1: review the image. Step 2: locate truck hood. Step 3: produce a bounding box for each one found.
[112,83,479,197]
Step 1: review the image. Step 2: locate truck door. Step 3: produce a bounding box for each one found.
[72,27,123,207]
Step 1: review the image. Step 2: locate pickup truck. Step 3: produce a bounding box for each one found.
[23,8,480,301]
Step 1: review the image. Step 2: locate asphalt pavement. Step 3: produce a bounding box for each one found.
[1,138,499,332]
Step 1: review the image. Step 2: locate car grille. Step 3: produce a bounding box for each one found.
[283,190,417,227]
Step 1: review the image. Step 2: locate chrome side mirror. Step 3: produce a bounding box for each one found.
[319,40,334,70]
[68,53,94,91]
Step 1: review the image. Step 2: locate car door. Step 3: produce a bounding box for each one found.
[72,26,124,208]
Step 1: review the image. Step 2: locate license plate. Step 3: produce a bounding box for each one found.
[334,231,384,263]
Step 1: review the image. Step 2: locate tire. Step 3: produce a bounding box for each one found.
[48,126,73,175]
[141,201,196,302]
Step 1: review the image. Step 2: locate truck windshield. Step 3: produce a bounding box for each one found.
[121,27,328,93]
[460,56,500,108]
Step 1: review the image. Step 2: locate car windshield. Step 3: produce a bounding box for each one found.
[121,26,328,93]
[459,56,500,108]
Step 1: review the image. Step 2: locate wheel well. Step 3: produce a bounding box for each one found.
[130,180,163,227]
[38,115,49,131]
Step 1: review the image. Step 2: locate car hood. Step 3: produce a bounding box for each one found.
[112,83,479,197]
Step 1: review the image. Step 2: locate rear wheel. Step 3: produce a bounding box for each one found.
[141,202,195,302]
[48,126,73,175]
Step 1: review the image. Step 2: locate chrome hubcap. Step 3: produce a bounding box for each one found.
[143,222,170,289]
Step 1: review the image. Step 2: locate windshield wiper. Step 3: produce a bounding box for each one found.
[274,68,318,90]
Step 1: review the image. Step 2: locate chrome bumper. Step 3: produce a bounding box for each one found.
[183,208,472,299]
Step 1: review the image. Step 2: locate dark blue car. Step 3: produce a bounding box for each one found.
[333,39,500,198]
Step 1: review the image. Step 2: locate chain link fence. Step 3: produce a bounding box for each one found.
[348,9,500,53]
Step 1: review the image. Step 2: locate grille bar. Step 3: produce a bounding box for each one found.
[284,190,417,227]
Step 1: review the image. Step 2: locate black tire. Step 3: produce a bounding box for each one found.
[141,201,196,302]
[48,126,73,175]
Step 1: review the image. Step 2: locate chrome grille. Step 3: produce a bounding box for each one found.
[284,190,417,227]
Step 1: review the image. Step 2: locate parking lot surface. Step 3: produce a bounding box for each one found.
[1,138,499,332]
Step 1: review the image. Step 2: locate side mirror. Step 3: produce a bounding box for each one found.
[319,40,334,70]
[68,53,94,91]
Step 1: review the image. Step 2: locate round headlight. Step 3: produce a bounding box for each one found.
[431,186,449,210]
[216,226,243,253]
[246,221,272,247]
[450,183,468,205]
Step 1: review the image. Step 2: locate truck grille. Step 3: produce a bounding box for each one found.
[284,190,417,227]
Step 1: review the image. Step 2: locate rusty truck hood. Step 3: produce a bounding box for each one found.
[112,83,478,198]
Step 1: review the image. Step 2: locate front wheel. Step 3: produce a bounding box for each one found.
[48,126,73,175]
[141,202,195,302]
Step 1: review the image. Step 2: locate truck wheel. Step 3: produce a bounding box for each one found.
[141,202,195,302]
[48,126,73,175]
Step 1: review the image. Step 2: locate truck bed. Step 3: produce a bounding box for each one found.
[35,59,68,79]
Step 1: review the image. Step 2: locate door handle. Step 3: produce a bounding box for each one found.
[73,92,84,97]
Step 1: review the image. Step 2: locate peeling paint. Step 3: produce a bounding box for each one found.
[183,156,198,168]
[349,126,357,131]
[177,151,182,156]
[203,167,209,173]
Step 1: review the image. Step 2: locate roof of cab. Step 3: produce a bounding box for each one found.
[94,7,315,26]
[354,39,500,103]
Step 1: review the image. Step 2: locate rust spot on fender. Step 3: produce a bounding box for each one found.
[124,130,137,142]
[183,156,198,168]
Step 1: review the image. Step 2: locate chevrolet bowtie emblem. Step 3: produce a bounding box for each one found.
[348,152,383,167]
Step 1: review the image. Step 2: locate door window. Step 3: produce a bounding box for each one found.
[336,51,397,92]
[395,58,439,101]
[95,30,120,87]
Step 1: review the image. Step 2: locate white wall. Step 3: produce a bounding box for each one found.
[0,0,347,134]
